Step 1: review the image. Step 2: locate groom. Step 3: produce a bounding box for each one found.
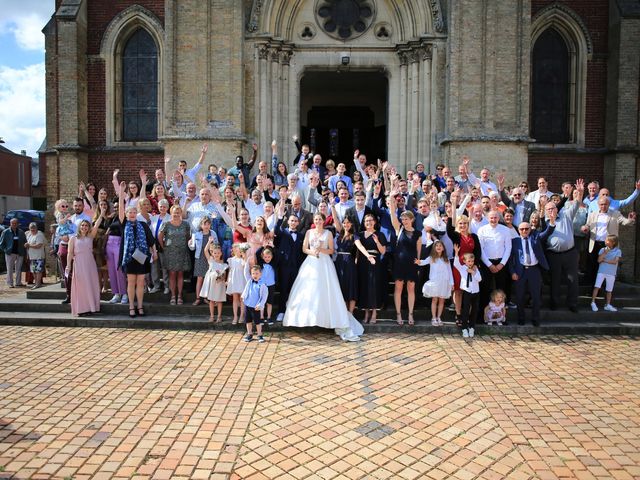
[275,214,305,321]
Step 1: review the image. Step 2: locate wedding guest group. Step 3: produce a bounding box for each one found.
[31,136,638,338]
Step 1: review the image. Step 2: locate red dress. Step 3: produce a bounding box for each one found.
[452,233,476,290]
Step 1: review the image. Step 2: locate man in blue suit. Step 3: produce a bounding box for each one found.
[274,214,305,321]
[509,221,556,326]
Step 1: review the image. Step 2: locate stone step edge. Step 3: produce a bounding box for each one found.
[0,314,639,336]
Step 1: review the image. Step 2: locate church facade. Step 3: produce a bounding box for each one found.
[42,0,640,279]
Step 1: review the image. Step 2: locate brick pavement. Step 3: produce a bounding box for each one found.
[0,328,638,480]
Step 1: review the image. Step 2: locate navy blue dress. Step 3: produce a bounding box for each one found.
[392,229,421,282]
[356,231,387,309]
[334,234,358,303]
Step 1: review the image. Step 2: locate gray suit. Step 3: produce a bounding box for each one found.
[500,190,536,224]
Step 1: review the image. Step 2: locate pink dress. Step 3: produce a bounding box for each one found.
[71,236,101,315]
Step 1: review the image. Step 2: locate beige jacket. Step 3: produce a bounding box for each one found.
[584,210,635,252]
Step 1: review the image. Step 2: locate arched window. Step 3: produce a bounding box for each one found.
[530,5,592,146]
[531,28,569,144]
[120,28,158,141]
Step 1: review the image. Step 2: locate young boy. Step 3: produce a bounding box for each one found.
[257,247,276,325]
[453,245,482,338]
[241,265,269,342]
[591,234,622,312]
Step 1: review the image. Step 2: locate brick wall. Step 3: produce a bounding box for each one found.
[86,0,164,55]
[531,0,608,149]
[527,153,604,192]
[87,152,164,197]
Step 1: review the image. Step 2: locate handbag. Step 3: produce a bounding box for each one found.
[132,248,148,264]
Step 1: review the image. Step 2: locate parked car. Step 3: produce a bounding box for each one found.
[2,210,46,232]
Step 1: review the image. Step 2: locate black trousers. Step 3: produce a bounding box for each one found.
[586,240,606,285]
[278,266,299,315]
[480,258,509,310]
[547,247,579,309]
[460,291,479,330]
[515,265,542,325]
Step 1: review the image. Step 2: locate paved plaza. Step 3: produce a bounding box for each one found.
[0,328,639,480]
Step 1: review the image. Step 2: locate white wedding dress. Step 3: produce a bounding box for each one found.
[283,229,364,342]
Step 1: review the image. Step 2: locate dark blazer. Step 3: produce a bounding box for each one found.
[0,227,27,256]
[274,218,305,269]
[284,206,314,235]
[446,218,481,260]
[344,206,373,232]
[508,224,556,277]
[293,140,314,168]
[500,190,536,223]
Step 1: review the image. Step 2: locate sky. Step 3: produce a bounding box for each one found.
[0,0,55,157]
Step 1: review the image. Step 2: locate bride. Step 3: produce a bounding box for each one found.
[283,212,363,342]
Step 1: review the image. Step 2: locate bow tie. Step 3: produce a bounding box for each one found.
[252,280,259,284]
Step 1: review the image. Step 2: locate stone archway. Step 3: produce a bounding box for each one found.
[246,0,448,172]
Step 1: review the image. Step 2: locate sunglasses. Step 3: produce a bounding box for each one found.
[518,227,530,231]
[513,194,522,197]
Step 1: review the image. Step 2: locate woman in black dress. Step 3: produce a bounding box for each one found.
[354,214,387,324]
[118,181,157,318]
[388,194,422,325]
[331,205,358,313]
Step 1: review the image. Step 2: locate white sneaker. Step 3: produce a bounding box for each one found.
[590,302,598,312]
[604,304,617,312]
[437,318,443,326]
[468,328,475,338]
[163,287,170,295]
[121,294,128,304]
[276,313,284,322]
[431,318,439,326]
[149,286,161,294]
[109,294,121,304]
[462,329,469,338]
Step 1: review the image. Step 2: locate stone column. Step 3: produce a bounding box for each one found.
[257,44,269,163]
[280,48,293,164]
[397,50,409,169]
[408,50,420,167]
[605,6,640,281]
[419,44,433,168]
[270,46,281,160]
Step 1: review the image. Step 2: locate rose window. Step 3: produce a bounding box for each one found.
[315,0,375,40]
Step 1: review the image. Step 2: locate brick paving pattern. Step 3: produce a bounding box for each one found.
[0,328,638,479]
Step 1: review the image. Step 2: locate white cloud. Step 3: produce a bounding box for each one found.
[0,0,55,51]
[0,63,46,157]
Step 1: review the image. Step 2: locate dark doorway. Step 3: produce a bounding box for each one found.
[300,71,387,168]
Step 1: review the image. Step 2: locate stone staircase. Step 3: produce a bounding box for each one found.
[0,280,639,335]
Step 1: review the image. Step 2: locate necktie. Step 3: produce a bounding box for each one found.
[466,272,472,288]
[524,238,531,265]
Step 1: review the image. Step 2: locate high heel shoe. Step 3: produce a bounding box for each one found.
[408,313,414,326]
[396,312,404,326]
[129,308,137,318]
[137,307,146,317]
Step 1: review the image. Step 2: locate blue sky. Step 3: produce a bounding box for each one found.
[0,1,55,157]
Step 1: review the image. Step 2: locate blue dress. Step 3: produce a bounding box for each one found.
[334,234,358,303]
[392,229,421,282]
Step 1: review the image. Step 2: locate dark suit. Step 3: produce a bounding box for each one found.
[508,224,555,325]
[500,190,536,224]
[344,206,373,232]
[293,140,314,168]
[274,218,305,315]
[285,206,314,235]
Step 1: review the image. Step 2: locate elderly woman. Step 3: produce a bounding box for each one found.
[158,205,191,305]
[118,181,157,317]
[25,223,46,289]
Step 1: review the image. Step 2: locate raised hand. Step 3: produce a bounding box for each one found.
[575,178,585,191]
[164,156,170,165]
[354,149,360,159]
[496,173,505,188]
[271,140,277,152]
[636,179,640,191]
[113,169,119,178]
[461,155,470,166]
[119,181,127,194]
[201,143,209,154]
[629,212,637,221]
[292,134,298,142]
[252,143,258,151]
[139,169,148,184]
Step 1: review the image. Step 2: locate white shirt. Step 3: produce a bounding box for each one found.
[454,257,482,294]
[519,236,538,266]
[186,201,226,233]
[245,198,265,225]
[478,223,512,267]
[470,217,488,235]
[333,200,355,222]
[479,180,498,196]
[70,212,91,233]
[526,189,553,208]
[595,213,609,241]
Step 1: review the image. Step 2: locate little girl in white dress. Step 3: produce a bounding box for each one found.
[417,240,454,326]
[200,240,228,323]
[226,243,250,324]
[484,289,506,326]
